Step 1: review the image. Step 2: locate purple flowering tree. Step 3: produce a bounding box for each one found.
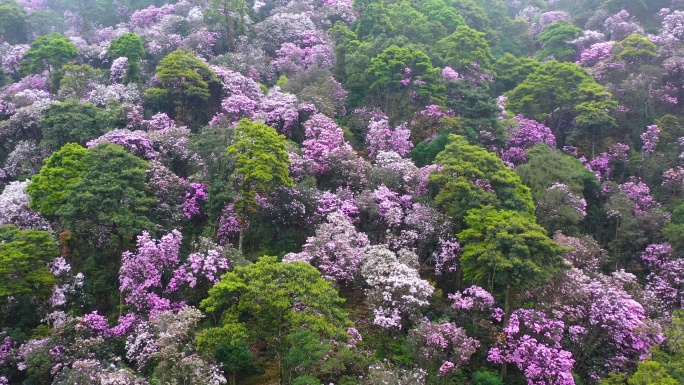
[316,188,359,223]
[366,118,413,159]
[531,268,663,380]
[272,30,335,75]
[284,210,369,284]
[641,243,684,316]
[640,124,660,155]
[119,230,228,315]
[488,309,575,385]
[408,321,479,378]
[360,245,434,330]
[302,113,348,173]
[0,180,51,230]
[502,116,556,165]
[618,180,659,214]
[181,182,207,219]
[87,129,158,160]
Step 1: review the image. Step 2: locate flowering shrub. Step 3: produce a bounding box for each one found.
[361,245,434,329]
[488,309,575,385]
[284,210,369,284]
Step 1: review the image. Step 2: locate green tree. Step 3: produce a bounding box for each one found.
[436,25,494,73]
[57,64,106,100]
[493,53,541,94]
[0,225,58,300]
[628,361,678,385]
[506,60,615,149]
[507,60,614,122]
[20,32,77,77]
[514,144,598,201]
[415,0,465,34]
[385,0,446,44]
[0,0,28,44]
[200,256,350,385]
[366,45,444,120]
[144,49,220,126]
[354,1,394,39]
[205,0,247,52]
[26,143,88,217]
[57,143,154,250]
[38,99,109,149]
[212,341,253,385]
[444,79,502,136]
[611,33,658,68]
[227,119,293,252]
[535,21,583,62]
[26,9,65,38]
[430,135,534,225]
[458,206,568,322]
[107,33,145,83]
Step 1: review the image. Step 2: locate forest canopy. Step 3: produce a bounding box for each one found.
[1,0,684,384]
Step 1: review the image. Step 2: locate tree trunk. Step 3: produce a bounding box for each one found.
[238,227,243,254]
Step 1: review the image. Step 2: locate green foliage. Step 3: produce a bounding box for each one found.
[436,25,494,73]
[366,45,444,120]
[612,33,658,68]
[292,375,323,385]
[458,206,569,309]
[20,32,77,76]
[213,341,254,374]
[493,53,541,93]
[444,79,502,135]
[284,328,349,382]
[144,49,220,125]
[430,135,534,224]
[191,124,236,222]
[0,0,28,44]
[57,143,154,246]
[628,361,678,385]
[354,1,395,39]
[515,144,599,201]
[449,0,491,33]
[107,33,144,83]
[535,21,583,62]
[472,369,504,385]
[57,64,107,100]
[384,1,446,44]
[410,128,454,167]
[601,372,629,385]
[227,119,293,220]
[506,60,615,148]
[506,60,615,122]
[0,225,58,300]
[414,0,465,34]
[38,99,110,149]
[27,143,88,217]
[634,310,684,382]
[205,0,248,52]
[200,256,350,382]
[26,9,65,38]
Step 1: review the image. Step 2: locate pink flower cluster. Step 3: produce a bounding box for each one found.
[449,285,495,311]
[640,125,660,155]
[408,321,479,376]
[618,180,659,214]
[488,309,575,385]
[366,118,413,159]
[182,182,207,218]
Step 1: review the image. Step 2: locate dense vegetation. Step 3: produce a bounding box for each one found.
[2,0,684,384]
